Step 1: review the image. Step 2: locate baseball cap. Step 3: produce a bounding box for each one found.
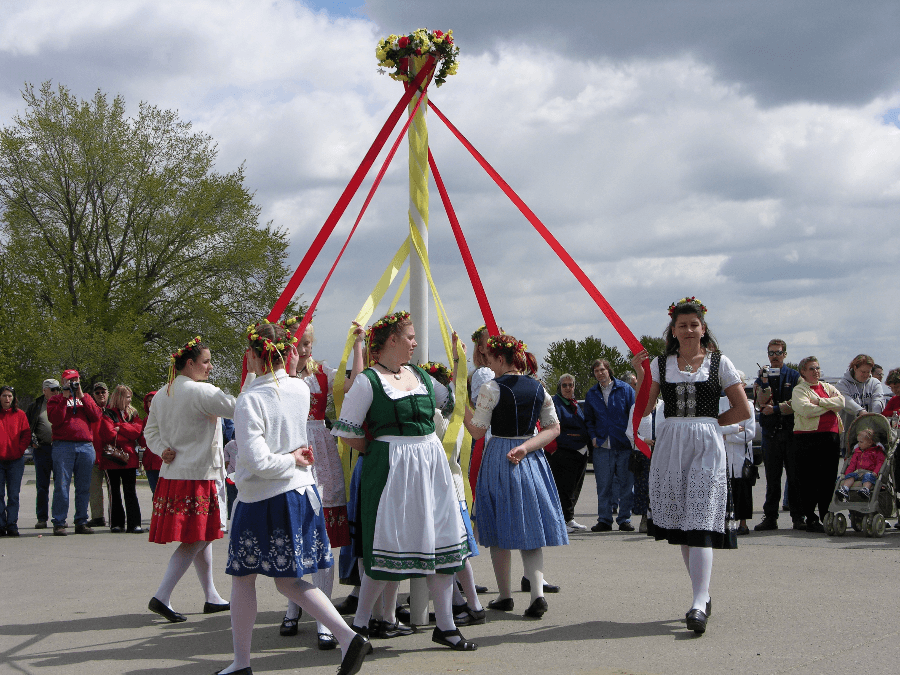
[43,378,60,390]
[93,382,108,392]
[61,369,80,381]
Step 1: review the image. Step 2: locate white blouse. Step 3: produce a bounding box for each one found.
[302,364,336,395]
[470,379,560,433]
[332,366,453,438]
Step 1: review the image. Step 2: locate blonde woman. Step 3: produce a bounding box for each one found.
[99,385,144,533]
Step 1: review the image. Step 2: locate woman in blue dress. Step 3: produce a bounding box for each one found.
[464,334,566,619]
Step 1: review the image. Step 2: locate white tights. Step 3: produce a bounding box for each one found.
[453,559,484,611]
[491,547,545,603]
[285,550,337,634]
[681,545,712,611]
[154,540,225,608]
[218,573,358,674]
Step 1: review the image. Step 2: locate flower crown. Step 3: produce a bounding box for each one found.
[668,296,707,317]
[420,361,452,384]
[376,28,459,87]
[371,311,411,336]
[246,319,300,382]
[167,336,202,393]
[487,335,526,356]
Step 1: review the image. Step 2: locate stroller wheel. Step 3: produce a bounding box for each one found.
[823,512,835,535]
[834,512,847,536]
[864,514,875,537]
[872,513,886,538]
[850,513,863,532]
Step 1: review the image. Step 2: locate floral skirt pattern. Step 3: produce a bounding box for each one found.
[149,477,223,544]
[226,487,333,578]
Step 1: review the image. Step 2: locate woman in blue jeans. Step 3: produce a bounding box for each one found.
[0,386,31,536]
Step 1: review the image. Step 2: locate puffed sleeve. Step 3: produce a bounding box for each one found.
[470,380,500,429]
[428,374,455,418]
[332,372,373,438]
[650,357,662,384]
[323,364,337,394]
[717,354,742,390]
[538,389,560,428]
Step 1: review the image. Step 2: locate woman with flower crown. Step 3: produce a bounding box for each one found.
[143,337,235,624]
[463,334,566,620]
[332,310,477,652]
[631,297,751,636]
[215,320,371,675]
[277,317,365,650]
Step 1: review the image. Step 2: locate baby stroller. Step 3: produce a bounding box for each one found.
[824,413,897,538]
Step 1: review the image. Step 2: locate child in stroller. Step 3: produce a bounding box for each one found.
[836,428,886,502]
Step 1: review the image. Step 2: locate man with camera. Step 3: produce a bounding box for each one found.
[47,370,102,535]
[753,340,803,531]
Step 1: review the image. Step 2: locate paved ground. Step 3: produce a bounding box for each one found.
[2,465,900,675]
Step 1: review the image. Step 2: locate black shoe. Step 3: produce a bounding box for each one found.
[110,526,125,533]
[74,523,94,534]
[87,517,106,527]
[334,595,359,615]
[337,633,372,675]
[453,604,486,626]
[349,623,369,638]
[148,597,186,623]
[317,632,338,650]
[618,521,635,532]
[686,598,712,619]
[213,667,252,675]
[736,525,750,535]
[685,608,707,634]
[53,525,67,536]
[754,518,777,531]
[520,576,560,593]
[203,601,230,614]
[6,525,19,537]
[806,521,825,533]
[590,522,612,532]
[523,597,548,619]
[127,526,144,534]
[378,619,415,638]
[279,614,299,636]
[432,627,477,651]
[475,584,488,594]
[487,597,514,611]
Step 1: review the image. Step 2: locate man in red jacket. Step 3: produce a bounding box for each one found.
[48,369,101,536]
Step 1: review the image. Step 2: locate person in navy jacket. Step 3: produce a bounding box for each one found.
[547,374,591,532]
[583,359,636,532]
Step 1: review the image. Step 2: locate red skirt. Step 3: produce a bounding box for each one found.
[323,505,350,548]
[149,477,224,544]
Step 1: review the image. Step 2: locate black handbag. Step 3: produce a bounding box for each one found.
[741,457,759,485]
[101,412,130,466]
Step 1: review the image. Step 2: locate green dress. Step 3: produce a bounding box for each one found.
[333,365,468,581]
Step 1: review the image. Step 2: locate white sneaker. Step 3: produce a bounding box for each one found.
[567,519,588,531]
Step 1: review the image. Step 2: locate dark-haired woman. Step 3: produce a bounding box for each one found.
[333,311,476,651]
[631,297,751,635]
[99,385,144,533]
[0,386,31,537]
[463,335,565,619]
[216,320,371,675]
[143,338,234,623]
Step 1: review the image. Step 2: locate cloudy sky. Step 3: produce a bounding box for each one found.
[2,0,899,381]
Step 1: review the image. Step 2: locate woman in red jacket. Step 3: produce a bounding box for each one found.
[100,385,144,533]
[139,391,162,495]
[0,386,31,536]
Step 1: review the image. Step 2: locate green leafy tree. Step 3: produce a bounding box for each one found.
[542,336,630,399]
[0,82,299,396]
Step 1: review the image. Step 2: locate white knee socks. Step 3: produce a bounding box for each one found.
[687,546,713,611]
[520,548,545,603]
[221,574,257,674]
[490,547,512,600]
[274,577,357,659]
[154,540,206,607]
[194,541,227,604]
[311,561,335,634]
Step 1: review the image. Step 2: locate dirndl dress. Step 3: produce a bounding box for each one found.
[227,486,333,577]
[472,374,568,550]
[333,366,469,581]
[149,477,224,544]
[649,352,740,549]
[305,367,350,548]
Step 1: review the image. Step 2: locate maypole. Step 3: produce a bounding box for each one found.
[377,29,459,363]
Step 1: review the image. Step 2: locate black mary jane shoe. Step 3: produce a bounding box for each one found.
[520,576,560,593]
[279,615,299,636]
[378,619,415,638]
[685,608,708,634]
[432,627,478,651]
[487,597,514,612]
[203,601,231,614]
[148,597,187,623]
[523,597,548,619]
[317,632,338,650]
[213,667,252,675]
[453,603,486,626]
[337,633,373,675]
[685,598,711,620]
[349,623,369,638]
[334,594,359,615]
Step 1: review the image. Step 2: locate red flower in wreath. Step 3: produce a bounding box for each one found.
[398,36,409,48]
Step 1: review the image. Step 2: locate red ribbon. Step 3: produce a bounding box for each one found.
[427,149,498,337]
[265,56,436,324]
[428,101,652,457]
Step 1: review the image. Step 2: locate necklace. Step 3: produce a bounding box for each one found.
[376,361,403,380]
[678,352,703,373]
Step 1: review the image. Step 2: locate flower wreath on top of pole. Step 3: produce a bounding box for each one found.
[376,28,459,86]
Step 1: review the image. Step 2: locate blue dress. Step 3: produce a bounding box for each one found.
[473,375,568,550]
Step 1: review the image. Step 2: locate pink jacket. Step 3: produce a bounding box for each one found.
[845,443,886,475]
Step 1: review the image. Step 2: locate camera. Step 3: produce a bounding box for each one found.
[766,367,780,378]
[67,380,80,395]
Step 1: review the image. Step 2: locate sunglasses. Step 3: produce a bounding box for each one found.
[50,387,61,392]
[768,350,785,356]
